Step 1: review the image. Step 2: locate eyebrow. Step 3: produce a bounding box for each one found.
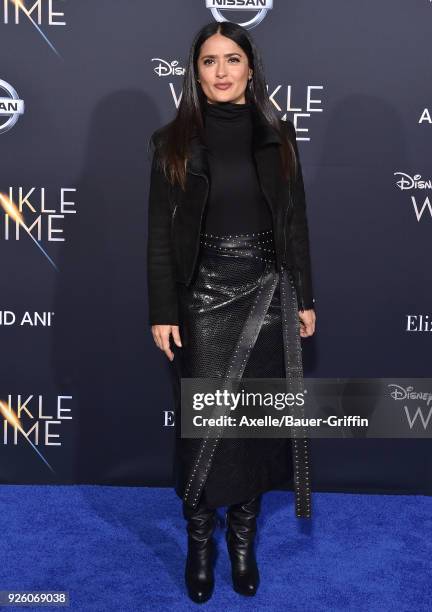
[200,53,242,59]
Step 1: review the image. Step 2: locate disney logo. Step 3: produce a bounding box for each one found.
[394,172,432,190]
[152,58,185,77]
[388,384,432,406]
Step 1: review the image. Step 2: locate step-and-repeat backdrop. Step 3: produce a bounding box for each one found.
[0,1,431,494]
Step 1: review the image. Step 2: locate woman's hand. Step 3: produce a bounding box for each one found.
[298,309,316,338]
[151,325,182,361]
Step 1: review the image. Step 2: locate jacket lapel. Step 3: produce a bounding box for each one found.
[250,103,282,149]
[186,136,209,176]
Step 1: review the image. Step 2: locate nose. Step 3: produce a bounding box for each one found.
[216,61,227,78]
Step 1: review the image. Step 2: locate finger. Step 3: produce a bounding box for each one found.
[161,334,174,361]
[299,320,312,338]
[153,330,162,350]
[299,322,306,337]
[306,323,315,336]
[171,326,182,347]
[164,347,175,361]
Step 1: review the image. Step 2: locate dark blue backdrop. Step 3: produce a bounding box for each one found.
[0,1,430,494]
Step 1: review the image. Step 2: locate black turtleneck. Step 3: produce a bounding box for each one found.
[202,99,272,235]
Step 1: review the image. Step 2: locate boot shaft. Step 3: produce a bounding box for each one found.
[183,498,218,543]
[225,494,262,541]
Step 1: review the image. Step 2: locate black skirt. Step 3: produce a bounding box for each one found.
[169,229,312,517]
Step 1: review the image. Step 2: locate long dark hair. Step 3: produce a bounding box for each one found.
[149,21,297,191]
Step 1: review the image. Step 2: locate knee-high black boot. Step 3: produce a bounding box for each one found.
[225,494,262,596]
[182,497,217,604]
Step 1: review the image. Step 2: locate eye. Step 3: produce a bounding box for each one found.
[202,57,241,65]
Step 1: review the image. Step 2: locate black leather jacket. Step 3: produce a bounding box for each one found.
[147,106,315,325]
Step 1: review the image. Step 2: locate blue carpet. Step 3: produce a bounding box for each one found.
[0,485,430,611]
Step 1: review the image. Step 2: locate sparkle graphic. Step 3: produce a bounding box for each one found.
[8,0,62,59]
[0,399,55,473]
[0,192,59,271]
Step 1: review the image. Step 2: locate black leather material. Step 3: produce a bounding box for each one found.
[225,494,262,596]
[170,230,312,519]
[147,108,315,326]
[183,496,217,603]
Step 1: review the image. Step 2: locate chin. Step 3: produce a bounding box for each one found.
[213,92,231,99]
[213,92,238,103]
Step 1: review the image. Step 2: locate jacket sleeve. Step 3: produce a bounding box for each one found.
[146,137,179,325]
[284,120,315,311]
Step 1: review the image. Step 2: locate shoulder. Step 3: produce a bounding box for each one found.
[148,122,174,174]
[148,120,172,153]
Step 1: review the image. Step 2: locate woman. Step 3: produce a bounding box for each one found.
[147,21,316,603]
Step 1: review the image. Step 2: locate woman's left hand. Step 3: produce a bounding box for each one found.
[298,309,316,338]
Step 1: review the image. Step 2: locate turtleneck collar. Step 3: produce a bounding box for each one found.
[204,99,252,121]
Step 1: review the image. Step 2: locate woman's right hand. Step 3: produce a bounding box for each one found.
[151,325,182,361]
